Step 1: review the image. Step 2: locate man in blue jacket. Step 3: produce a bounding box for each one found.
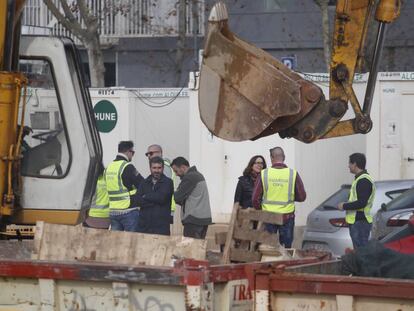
[136,156,174,235]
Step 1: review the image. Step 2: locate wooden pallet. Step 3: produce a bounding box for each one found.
[221,203,283,264]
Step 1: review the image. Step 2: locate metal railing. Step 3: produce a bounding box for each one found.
[22,0,205,44]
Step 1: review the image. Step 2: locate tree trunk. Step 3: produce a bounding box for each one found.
[175,0,187,87]
[84,34,105,88]
[192,0,200,69]
[314,0,331,72]
[43,0,106,87]
[320,1,331,72]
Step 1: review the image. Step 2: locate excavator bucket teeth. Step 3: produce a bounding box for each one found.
[199,3,323,142]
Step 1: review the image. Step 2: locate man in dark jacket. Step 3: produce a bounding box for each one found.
[136,156,174,235]
[171,157,212,239]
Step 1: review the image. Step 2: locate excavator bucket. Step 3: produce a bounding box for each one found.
[199,3,324,142]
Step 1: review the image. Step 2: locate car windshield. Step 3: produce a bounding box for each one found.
[385,188,414,211]
[317,186,350,210]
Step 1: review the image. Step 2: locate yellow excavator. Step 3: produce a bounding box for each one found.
[0,0,102,235]
[199,0,401,143]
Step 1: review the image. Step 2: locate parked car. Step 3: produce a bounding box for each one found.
[302,180,414,256]
[371,188,414,240]
[381,214,414,254]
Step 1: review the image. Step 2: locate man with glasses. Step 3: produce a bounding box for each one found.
[106,141,143,231]
[146,144,177,224]
[252,147,306,248]
[145,145,174,179]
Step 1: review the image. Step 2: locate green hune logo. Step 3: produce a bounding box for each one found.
[94,100,117,133]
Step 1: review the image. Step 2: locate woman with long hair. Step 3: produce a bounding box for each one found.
[234,155,267,208]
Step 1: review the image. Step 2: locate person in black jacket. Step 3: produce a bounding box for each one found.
[136,156,174,235]
[234,155,267,208]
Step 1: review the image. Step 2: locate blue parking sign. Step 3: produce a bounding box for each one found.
[281,56,297,70]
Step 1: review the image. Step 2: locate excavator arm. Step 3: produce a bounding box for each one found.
[199,0,400,143]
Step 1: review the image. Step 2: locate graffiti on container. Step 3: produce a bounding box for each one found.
[131,295,175,311]
[62,288,176,311]
[62,289,97,311]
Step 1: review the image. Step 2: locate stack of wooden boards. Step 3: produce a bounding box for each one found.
[32,222,207,266]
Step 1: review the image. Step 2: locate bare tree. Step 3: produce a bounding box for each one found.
[44,0,201,87]
[314,0,331,72]
[175,0,187,86]
[174,0,202,87]
[43,0,105,87]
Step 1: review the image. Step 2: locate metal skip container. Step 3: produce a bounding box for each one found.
[0,257,413,310]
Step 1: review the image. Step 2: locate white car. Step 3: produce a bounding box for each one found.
[302,180,414,256]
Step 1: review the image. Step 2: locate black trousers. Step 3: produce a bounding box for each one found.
[183,223,208,239]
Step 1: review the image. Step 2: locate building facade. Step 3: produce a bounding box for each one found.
[22,0,414,87]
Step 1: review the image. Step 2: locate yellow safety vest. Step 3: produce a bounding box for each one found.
[164,159,176,212]
[88,174,109,218]
[261,167,297,214]
[346,173,375,224]
[105,160,137,210]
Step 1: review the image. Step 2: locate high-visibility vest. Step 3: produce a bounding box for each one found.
[105,160,137,210]
[164,159,176,212]
[261,167,297,214]
[345,173,375,224]
[88,174,109,218]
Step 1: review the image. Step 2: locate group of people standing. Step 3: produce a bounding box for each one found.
[86,140,375,249]
[234,147,375,250]
[84,141,212,239]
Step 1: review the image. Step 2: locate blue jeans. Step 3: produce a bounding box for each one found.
[265,217,295,248]
[110,209,140,232]
[349,220,372,249]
